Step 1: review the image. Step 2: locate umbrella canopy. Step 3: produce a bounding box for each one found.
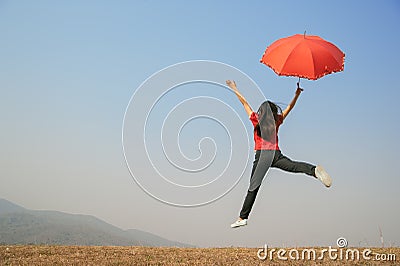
[260,34,345,80]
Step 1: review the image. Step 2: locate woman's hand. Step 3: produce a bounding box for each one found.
[296,82,304,96]
[226,80,238,91]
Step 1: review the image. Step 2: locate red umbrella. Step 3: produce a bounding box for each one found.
[260,33,345,81]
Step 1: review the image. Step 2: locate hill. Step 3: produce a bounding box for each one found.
[0,198,191,247]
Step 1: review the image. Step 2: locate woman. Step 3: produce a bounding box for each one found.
[226,80,331,228]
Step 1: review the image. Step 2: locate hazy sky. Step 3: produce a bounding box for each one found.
[1,1,399,248]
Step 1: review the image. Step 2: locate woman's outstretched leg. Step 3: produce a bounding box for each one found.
[231,150,274,228]
[231,186,261,228]
[239,186,260,220]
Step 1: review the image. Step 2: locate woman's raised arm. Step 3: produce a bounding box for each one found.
[226,80,253,117]
[282,83,303,120]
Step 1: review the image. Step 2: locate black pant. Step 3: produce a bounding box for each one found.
[239,150,316,219]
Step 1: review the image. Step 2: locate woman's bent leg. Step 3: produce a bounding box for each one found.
[272,151,315,176]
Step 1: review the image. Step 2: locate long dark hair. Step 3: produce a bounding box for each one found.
[255,100,282,141]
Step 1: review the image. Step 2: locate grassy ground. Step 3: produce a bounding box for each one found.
[0,245,398,265]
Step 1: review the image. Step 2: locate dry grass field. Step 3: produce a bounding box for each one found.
[0,245,398,265]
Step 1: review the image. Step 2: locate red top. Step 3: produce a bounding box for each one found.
[250,111,283,150]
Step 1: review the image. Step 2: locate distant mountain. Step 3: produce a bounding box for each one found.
[0,198,193,247]
[0,198,26,214]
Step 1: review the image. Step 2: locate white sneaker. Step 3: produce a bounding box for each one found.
[315,165,332,187]
[231,219,247,228]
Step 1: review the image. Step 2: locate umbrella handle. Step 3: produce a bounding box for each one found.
[297,78,304,91]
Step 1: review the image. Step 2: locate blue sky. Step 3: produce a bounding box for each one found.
[1,1,399,247]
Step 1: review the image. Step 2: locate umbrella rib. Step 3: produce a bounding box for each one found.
[281,40,316,79]
[310,41,345,79]
[313,39,345,66]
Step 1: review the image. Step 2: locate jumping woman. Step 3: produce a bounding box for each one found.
[226,80,332,228]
